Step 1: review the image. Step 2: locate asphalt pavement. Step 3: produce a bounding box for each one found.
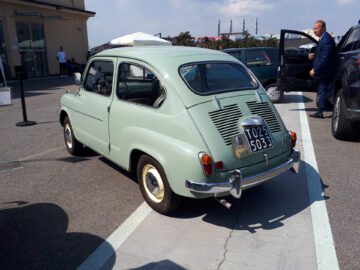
[0,78,359,270]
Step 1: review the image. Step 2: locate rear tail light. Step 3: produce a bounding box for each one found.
[199,152,213,176]
[289,131,297,148]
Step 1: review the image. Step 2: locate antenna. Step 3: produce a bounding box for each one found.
[218,20,220,36]
[255,18,258,35]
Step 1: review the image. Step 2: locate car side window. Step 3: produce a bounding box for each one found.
[342,28,360,52]
[84,61,114,97]
[228,51,242,61]
[117,63,166,108]
[245,50,272,66]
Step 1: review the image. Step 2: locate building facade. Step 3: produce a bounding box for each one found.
[0,0,95,79]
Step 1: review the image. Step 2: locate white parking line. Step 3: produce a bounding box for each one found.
[298,92,339,270]
[77,202,152,270]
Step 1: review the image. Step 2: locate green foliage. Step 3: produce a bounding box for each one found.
[173,31,279,49]
[173,31,195,46]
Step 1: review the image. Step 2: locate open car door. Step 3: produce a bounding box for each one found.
[277,29,319,92]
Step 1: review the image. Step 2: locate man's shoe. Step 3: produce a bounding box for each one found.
[310,111,324,118]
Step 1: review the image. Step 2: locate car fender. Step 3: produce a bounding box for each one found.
[119,127,209,197]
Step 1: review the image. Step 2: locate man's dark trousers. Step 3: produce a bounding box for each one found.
[318,81,333,110]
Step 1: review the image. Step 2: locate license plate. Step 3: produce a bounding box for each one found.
[244,125,273,152]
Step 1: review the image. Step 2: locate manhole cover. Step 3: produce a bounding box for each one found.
[0,161,23,172]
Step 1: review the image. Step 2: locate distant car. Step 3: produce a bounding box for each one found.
[222,47,283,103]
[277,25,360,139]
[59,46,300,214]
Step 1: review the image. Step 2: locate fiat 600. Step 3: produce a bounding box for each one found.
[59,46,300,214]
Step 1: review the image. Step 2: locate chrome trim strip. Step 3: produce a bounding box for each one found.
[64,105,103,122]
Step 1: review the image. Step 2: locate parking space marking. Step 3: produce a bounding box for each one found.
[77,202,152,270]
[19,146,64,161]
[298,92,339,270]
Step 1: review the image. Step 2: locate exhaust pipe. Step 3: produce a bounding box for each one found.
[215,198,232,209]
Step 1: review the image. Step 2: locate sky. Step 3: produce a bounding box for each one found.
[85,0,360,48]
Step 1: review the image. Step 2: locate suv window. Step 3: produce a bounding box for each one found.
[227,51,242,61]
[245,49,278,66]
[84,61,114,97]
[342,28,360,51]
[117,63,165,108]
[180,62,257,95]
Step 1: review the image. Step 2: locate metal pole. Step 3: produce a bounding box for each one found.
[16,69,36,126]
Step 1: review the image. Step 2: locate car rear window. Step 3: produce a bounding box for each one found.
[179,62,257,95]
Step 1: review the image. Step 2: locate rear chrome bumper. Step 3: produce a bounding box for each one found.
[185,149,300,199]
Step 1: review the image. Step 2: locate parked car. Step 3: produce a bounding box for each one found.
[59,46,300,214]
[277,25,360,139]
[222,47,283,103]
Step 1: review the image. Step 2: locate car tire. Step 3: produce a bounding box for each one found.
[332,89,353,139]
[63,116,83,155]
[265,83,284,103]
[137,155,181,214]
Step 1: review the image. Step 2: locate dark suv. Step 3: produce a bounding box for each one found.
[277,25,360,139]
[222,47,283,103]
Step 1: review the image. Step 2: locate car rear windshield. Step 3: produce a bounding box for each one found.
[179,62,257,95]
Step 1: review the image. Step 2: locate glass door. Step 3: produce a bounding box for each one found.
[16,22,48,78]
[0,20,10,80]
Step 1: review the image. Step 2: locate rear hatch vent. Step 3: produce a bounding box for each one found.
[209,104,243,145]
[246,101,282,133]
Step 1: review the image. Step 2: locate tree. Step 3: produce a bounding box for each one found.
[173,31,195,46]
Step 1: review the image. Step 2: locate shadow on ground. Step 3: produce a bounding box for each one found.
[170,160,327,232]
[281,93,313,104]
[0,201,115,270]
[8,77,76,99]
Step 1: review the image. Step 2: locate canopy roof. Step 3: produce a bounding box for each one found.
[110,32,172,46]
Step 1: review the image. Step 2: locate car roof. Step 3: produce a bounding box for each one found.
[95,46,244,108]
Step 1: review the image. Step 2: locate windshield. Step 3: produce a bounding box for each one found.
[179,62,258,95]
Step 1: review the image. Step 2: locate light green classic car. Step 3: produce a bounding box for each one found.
[59,46,300,214]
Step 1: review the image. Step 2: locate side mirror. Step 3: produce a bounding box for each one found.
[74,72,81,85]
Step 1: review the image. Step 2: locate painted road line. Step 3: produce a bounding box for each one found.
[298,92,339,270]
[77,202,152,270]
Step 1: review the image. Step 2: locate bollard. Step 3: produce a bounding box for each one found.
[16,70,36,127]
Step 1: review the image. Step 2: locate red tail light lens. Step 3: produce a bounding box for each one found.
[215,161,223,170]
[289,131,297,148]
[199,152,213,176]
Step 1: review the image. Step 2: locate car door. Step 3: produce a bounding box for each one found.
[278,30,319,92]
[335,26,360,109]
[71,58,116,155]
[244,49,263,80]
[244,48,278,85]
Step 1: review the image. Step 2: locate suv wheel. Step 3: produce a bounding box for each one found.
[137,155,181,214]
[265,83,284,103]
[332,89,353,139]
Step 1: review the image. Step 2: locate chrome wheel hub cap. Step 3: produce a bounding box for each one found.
[266,86,280,101]
[64,123,73,148]
[333,96,340,131]
[142,164,164,203]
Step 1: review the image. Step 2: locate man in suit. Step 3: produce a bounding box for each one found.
[309,20,337,118]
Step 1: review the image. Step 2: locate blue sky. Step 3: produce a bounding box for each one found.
[85,0,360,48]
